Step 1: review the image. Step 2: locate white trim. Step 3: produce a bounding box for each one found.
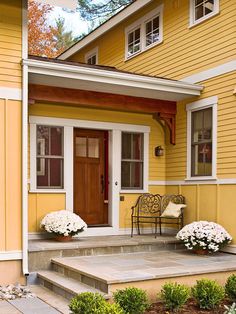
[38,0,77,10]
[0,251,22,261]
[121,189,149,194]
[149,179,236,186]
[186,96,217,181]
[29,190,66,194]
[22,0,29,276]
[29,116,150,236]
[24,59,202,99]
[85,47,98,64]
[58,0,153,60]
[189,0,220,28]
[181,60,236,84]
[29,116,150,133]
[125,5,164,60]
[0,87,22,101]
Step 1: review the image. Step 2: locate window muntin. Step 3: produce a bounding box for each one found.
[191,108,212,177]
[87,54,97,65]
[190,0,219,26]
[127,27,141,57]
[145,15,160,47]
[36,126,64,189]
[125,6,163,60]
[121,132,143,189]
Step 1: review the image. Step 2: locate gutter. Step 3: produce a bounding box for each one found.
[23,59,203,97]
[22,0,29,277]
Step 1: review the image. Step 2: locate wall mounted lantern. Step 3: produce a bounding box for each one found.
[155,146,164,157]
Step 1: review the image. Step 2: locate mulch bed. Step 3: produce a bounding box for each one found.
[145,298,232,313]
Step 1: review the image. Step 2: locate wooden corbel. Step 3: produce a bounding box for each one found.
[153,112,176,145]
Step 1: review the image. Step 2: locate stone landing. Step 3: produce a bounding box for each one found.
[37,250,236,301]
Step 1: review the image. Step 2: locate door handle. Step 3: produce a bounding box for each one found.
[101,175,105,193]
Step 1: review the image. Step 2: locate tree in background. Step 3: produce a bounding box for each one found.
[28,0,57,57]
[28,0,134,58]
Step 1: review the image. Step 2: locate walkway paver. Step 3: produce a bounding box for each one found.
[9,298,61,314]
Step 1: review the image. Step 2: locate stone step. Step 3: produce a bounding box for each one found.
[52,258,109,293]
[29,235,181,271]
[37,270,110,301]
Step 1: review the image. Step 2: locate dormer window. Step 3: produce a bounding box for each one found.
[190,0,219,27]
[85,47,98,65]
[125,5,163,60]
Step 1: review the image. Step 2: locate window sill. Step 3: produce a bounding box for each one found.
[189,11,220,29]
[185,177,217,182]
[29,189,66,194]
[125,40,163,62]
[120,189,149,194]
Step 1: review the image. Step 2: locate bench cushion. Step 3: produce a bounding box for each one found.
[161,201,186,218]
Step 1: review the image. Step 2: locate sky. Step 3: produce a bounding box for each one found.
[49,6,90,37]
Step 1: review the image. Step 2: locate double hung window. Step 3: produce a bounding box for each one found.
[36,125,64,189]
[121,132,144,189]
[190,0,219,26]
[126,6,163,59]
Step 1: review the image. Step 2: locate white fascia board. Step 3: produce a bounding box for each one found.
[37,0,77,10]
[24,59,203,97]
[58,0,153,60]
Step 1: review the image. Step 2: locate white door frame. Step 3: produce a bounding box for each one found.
[29,116,150,236]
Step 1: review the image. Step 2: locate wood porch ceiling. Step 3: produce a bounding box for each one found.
[29,84,177,144]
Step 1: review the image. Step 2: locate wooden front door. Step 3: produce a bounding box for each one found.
[74,128,108,226]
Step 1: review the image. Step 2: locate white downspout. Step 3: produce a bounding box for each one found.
[22,0,29,276]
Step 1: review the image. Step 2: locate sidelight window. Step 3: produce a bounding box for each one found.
[121,132,143,189]
[36,125,64,189]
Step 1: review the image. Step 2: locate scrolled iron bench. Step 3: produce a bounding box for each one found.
[131,193,185,237]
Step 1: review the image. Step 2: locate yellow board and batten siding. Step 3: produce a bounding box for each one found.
[0,0,24,284]
[28,104,167,231]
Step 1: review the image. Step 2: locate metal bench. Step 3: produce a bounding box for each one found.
[131,193,185,237]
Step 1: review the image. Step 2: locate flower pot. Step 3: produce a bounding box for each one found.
[55,235,73,242]
[194,249,209,255]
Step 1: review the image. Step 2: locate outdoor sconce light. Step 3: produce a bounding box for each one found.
[155,146,164,157]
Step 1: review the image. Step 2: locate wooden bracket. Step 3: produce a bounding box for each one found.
[153,112,176,145]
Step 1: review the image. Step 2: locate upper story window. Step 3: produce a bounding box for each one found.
[121,132,144,189]
[186,96,217,180]
[190,0,219,27]
[85,47,98,65]
[37,125,64,189]
[125,5,163,60]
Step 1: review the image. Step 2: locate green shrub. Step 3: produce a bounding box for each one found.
[113,287,149,314]
[224,303,236,314]
[102,303,125,314]
[192,279,225,310]
[160,282,190,311]
[69,292,107,314]
[226,275,236,301]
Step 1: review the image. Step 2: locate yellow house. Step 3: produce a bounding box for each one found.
[1,0,236,284]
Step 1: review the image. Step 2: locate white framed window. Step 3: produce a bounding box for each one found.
[189,0,219,27]
[125,5,163,60]
[85,47,98,65]
[186,96,217,181]
[121,132,144,190]
[36,125,64,189]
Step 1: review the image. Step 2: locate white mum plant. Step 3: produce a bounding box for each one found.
[40,210,87,237]
[176,221,232,253]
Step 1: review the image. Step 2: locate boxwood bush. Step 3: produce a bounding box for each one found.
[160,282,190,311]
[192,279,225,310]
[113,287,149,314]
[69,292,124,314]
[225,274,236,301]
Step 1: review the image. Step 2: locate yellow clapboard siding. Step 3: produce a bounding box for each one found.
[0,0,22,88]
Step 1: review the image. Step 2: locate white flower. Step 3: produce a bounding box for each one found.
[40,210,87,236]
[176,221,232,253]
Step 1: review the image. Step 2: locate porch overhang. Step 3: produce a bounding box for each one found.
[24,58,203,144]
